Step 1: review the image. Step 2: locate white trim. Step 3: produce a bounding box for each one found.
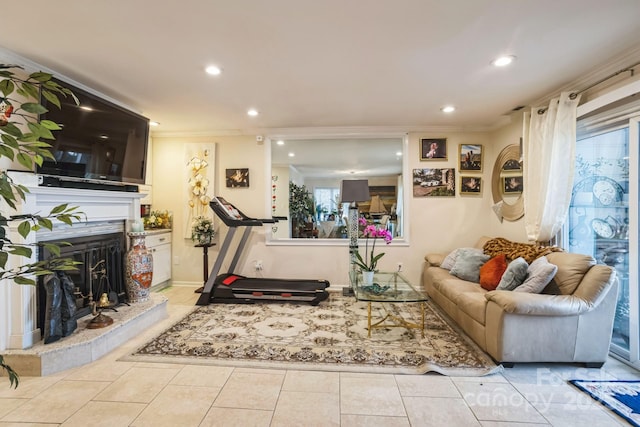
[628,116,639,365]
[577,79,640,118]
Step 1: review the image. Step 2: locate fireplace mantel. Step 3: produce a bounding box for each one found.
[0,171,146,350]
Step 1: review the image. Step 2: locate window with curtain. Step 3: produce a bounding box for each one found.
[566,95,640,362]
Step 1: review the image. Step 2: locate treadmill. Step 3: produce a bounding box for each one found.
[196,196,330,306]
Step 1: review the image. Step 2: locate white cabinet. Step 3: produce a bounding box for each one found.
[145,230,172,289]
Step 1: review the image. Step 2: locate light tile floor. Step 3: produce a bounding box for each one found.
[1,285,637,426]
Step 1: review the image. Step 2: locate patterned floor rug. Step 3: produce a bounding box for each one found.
[570,380,640,426]
[123,292,500,376]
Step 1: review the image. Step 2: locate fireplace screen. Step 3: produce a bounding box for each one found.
[37,232,126,335]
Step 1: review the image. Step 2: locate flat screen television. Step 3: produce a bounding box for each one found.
[37,78,149,187]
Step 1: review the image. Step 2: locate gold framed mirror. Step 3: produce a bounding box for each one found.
[491,144,524,221]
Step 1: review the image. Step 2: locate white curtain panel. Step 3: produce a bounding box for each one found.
[523,92,581,243]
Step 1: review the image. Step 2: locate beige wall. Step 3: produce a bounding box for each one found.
[152,124,529,288]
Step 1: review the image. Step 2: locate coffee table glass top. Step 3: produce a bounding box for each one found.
[350,271,428,303]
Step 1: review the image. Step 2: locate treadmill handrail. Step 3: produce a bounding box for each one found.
[210,198,283,226]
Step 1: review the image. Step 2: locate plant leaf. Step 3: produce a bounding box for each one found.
[0,79,14,97]
[20,102,47,114]
[39,119,61,131]
[16,152,33,169]
[17,221,31,238]
[41,90,61,109]
[9,245,32,257]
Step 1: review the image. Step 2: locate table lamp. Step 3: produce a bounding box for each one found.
[340,179,370,296]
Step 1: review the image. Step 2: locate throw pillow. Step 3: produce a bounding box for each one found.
[441,247,482,270]
[479,253,508,291]
[496,257,529,291]
[514,256,558,293]
[449,248,490,282]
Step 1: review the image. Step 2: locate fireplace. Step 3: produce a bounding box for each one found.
[1,171,145,351]
[37,231,127,336]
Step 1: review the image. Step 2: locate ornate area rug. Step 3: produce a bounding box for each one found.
[570,380,640,426]
[123,293,500,376]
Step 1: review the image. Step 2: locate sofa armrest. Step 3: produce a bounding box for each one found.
[485,290,593,316]
[424,253,445,267]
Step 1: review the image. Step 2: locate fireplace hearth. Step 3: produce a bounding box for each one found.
[37,231,127,338]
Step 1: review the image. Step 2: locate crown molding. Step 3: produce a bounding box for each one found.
[150,123,500,139]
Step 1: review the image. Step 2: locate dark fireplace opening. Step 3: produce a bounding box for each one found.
[37,232,127,336]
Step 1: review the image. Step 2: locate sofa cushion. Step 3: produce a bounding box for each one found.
[441,247,482,270]
[479,254,508,291]
[450,249,490,282]
[515,256,558,293]
[544,252,596,295]
[456,291,488,325]
[427,268,485,303]
[496,257,528,290]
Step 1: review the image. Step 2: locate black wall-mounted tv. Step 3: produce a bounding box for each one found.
[37,78,149,187]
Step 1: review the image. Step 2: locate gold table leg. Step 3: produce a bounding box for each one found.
[366,301,426,338]
[367,302,372,338]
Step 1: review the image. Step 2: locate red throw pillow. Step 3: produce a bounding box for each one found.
[479,254,508,291]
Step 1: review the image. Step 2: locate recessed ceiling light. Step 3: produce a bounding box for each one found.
[288,152,295,157]
[492,55,516,67]
[205,65,221,75]
[150,121,160,127]
[441,106,456,113]
[99,134,108,139]
[247,109,259,117]
[276,140,285,145]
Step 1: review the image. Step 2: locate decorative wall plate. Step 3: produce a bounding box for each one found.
[571,176,624,207]
[591,218,616,239]
[592,177,623,206]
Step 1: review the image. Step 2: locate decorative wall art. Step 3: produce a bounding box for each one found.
[184,143,216,239]
[413,168,455,197]
[459,144,483,171]
[503,176,523,194]
[420,138,447,160]
[460,176,482,195]
[226,168,250,188]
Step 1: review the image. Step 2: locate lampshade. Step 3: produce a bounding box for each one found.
[340,179,370,203]
[368,195,387,214]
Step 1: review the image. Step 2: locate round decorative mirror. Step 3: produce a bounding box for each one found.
[491,144,524,221]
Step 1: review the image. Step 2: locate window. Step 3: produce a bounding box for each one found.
[314,187,341,220]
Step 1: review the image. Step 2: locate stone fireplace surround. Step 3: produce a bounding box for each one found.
[0,172,168,374]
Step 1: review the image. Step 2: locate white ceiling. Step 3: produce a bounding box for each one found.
[1,1,640,137]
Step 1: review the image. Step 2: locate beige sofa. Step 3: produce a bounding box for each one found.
[422,237,619,367]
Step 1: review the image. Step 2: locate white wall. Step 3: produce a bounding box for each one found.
[151,126,529,288]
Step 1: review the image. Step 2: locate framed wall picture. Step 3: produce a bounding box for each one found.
[460,176,482,195]
[502,175,523,194]
[226,168,250,188]
[412,168,455,197]
[420,138,447,160]
[459,144,483,171]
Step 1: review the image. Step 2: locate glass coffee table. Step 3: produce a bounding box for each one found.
[350,270,429,338]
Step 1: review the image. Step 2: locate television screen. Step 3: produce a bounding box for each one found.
[37,78,149,185]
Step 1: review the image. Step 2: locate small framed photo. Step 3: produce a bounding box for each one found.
[460,176,482,195]
[459,144,483,171]
[226,168,250,188]
[420,138,447,160]
[503,175,523,194]
[412,168,455,197]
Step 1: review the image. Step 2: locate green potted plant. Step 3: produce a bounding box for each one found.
[0,64,84,388]
[289,182,314,238]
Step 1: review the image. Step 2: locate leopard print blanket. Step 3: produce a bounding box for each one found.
[483,237,563,263]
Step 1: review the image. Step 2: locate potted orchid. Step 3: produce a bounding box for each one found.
[353,217,393,284]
